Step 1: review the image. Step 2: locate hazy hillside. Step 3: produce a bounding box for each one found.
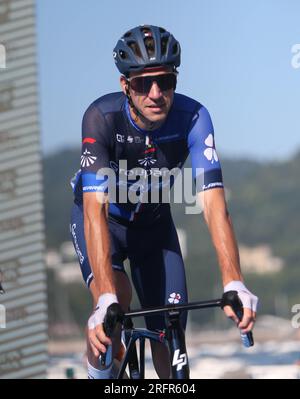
[43,147,300,324]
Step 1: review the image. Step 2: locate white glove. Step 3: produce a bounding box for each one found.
[88,293,118,330]
[224,281,259,312]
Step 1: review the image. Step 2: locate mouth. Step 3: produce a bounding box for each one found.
[147,104,166,112]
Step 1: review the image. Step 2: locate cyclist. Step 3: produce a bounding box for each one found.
[70,24,259,379]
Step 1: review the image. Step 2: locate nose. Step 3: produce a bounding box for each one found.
[148,80,163,99]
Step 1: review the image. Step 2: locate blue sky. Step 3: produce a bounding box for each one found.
[36,0,300,161]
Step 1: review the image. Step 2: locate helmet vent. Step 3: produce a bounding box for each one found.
[140,26,152,37]
[144,37,155,58]
[123,31,132,38]
[119,50,127,60]
[128,41,142,58]
[172,43,179,55]
[161,36,168,56]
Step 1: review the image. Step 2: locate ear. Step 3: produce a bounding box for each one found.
[120,76,128,95]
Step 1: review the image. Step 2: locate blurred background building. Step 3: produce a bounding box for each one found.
[0,0,48,378]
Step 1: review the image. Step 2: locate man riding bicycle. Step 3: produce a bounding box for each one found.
[70,24,258,379]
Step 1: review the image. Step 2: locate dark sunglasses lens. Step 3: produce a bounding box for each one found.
[130,74,176,93]
[130,77,151,93]
[157,74,177,91]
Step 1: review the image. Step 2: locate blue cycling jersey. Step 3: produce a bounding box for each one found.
[71,91,223,221]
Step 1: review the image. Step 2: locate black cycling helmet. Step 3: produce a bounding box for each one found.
[113,25,181,77]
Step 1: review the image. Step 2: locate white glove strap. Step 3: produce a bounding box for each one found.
[88,293,118,330]
[224,280,248,293]
[224,280,258,312]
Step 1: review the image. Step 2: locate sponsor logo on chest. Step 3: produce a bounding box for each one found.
[116,134,143,144]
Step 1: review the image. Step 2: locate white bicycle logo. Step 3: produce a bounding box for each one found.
[172,349,187,371]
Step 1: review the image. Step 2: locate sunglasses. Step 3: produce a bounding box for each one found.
[127,73,177,94]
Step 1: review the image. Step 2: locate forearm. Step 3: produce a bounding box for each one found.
[211,213,243,285]
[204,204,243,286]
[84,206,116,296]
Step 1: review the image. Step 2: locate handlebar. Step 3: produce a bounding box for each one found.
[102,292,254,351]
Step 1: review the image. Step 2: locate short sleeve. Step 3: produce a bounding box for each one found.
[81,104,110,193]
[187,105,224,191]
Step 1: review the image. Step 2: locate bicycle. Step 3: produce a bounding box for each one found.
[101,291,254,379]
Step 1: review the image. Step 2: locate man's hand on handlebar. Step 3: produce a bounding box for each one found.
[222,281,259,333]
[87,293,118,358]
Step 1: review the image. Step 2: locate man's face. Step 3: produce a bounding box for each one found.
[121,67,176,125]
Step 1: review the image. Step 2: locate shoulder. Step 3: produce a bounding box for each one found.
[172,92,203,114]
[173,93,213,119]
[84,92,126,117]
[172,93,213,130]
